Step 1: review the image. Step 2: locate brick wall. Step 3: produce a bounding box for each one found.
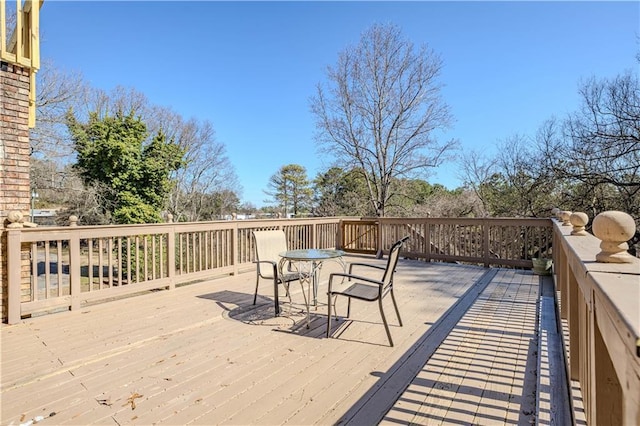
[1,61,32,322]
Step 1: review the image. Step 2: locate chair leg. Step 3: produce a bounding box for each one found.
[273,278,280,316]
[327,292,332,338]
[253,274,260,305]
[390,288,403,326]
[379,298,394,347]
[347,297,351,318]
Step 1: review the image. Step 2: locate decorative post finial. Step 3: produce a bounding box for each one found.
[69,215,78,226]
[551,207,560,219]
[6,210,37,228]
[6,211,24,228]
[560,210,572,226]
[570,212,589,236]
[592,211,636,263]
[166,213,174,223]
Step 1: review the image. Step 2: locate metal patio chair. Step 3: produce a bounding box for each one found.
[252,230,304,316]
[326,236,409,346]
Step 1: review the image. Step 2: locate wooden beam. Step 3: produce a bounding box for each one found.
[1,0,6,54]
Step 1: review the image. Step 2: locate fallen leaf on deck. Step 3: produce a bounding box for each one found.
[96,398,113,406]
[122,393,144,410]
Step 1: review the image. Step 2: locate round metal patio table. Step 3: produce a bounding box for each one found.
[278,249,345,328]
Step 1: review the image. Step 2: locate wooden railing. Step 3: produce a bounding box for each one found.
[340,219,378,254]
[5,217,343,323]
[5,216,552,323]
[342,217,553,267]
[553,216,640,425]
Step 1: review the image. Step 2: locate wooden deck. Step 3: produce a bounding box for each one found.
[1,256,551,425]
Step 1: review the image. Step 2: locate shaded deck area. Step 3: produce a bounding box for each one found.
[1,256,558,425]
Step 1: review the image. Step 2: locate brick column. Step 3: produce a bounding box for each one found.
[1,61,32,322]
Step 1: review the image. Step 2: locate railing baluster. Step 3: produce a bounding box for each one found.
[69,230,80,310]
[44,241,50,297]
[144,236,149,281]
[56,240,63,297]
[167,228,175,289]
[126,237,131,285]
[88,239,93,291]
[98,238,104,289]
[30,242,37,301]
[108,238,113,287]
[159,234,165,279]
[135,236,140,283]
[117,237,122,285]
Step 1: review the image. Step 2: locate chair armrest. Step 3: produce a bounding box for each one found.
[348,262,386,275]
[328,272,383,291]
[253,260,278,278]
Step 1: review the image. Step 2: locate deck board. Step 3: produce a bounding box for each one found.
[2,258,543,425]
[381,268,540,425]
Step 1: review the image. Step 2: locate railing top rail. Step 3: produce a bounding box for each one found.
[6,216,351,231]
[5,217,351,242]
[554,221,639,343]
[376,217,553,225]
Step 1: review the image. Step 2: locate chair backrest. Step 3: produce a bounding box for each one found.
[381,236,410,288]
[253,230,288,278]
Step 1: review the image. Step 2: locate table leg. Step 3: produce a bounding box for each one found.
[312,261,319,309]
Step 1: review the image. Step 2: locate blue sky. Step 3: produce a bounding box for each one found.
[39,1,639,207]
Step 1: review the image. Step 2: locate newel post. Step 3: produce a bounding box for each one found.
[69,226,81,311]
[232,220,239,275]
[311,221,317,249]
[592,211,636,263]
[6,211,36,324]
[6,227,22,324]
[482,218,490,267]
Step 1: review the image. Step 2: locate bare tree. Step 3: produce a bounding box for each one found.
[31,61,89,160]
[561,72,639,205]
[311,23,457,217]
[459,150,496,216]
[65,87,241,221]
[149,107,241,221]
[63,85,153,123]
[409,188,481,218]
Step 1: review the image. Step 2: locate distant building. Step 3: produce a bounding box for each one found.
[31,209,59,226]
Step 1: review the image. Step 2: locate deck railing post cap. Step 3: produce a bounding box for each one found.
[166,213,174,223]
[6,211,37,228]
[6,211,24,228]
[69,215,78,226]
[560,210,572,225]
[551,207,560,219]
[570,212,589,236]
[593,211,636,263]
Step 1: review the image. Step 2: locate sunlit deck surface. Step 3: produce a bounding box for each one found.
[1,256,548,425]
